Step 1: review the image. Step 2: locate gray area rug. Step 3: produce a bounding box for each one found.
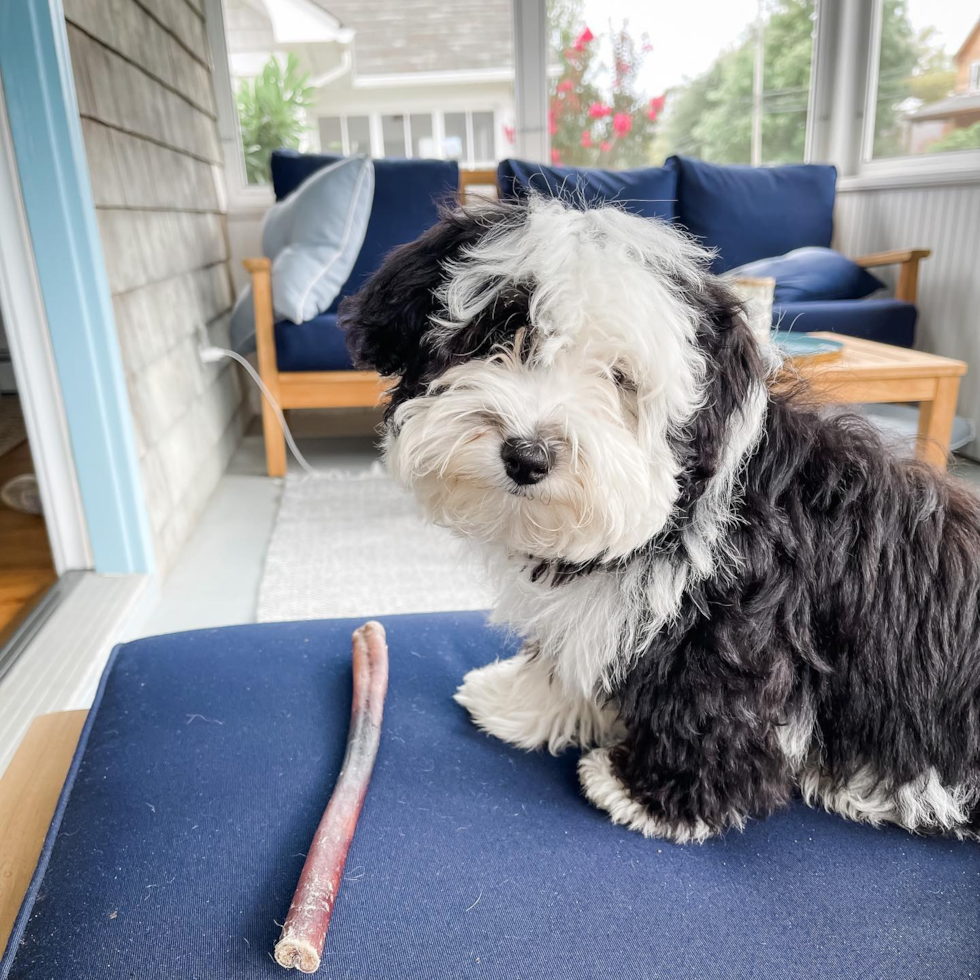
[257,468,493,622]
[0,396,26,460]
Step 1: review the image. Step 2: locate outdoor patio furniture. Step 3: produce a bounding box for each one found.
[244,152,495,476]
[246,153,931,476]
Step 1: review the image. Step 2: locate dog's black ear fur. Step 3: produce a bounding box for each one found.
[340,203,520,381]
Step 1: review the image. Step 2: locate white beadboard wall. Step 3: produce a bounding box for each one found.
[834,180,980,459]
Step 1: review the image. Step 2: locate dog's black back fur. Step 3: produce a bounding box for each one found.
[615,396,980,833]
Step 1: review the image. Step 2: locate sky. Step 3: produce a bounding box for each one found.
[573,0,979,96]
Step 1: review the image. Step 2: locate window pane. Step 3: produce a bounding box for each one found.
[318,117,343,154]
[382,114,407,157]
[346,116,371,155]
[444,112,468,162]
[547,0,815,169]
[872,3,980,159]
[472,111,496,163]
[411,114,435,157]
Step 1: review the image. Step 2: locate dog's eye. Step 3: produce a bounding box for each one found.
[612,368,636,393]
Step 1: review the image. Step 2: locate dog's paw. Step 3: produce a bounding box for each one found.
[578,747,719,844]
[454,654,611,754]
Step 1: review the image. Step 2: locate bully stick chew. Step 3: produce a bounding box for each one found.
[274,621,389,973]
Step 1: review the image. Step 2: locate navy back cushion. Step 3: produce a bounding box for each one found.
[728,247,884,304]
[497,158,677,222]
[668,155,837,274]
[270,150,459,313]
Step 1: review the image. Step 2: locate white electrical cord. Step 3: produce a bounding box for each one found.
[199,346,318,477]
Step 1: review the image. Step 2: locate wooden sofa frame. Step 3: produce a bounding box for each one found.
[245,171,930,477]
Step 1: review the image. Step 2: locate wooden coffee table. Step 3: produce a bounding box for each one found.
[788,333,967,469]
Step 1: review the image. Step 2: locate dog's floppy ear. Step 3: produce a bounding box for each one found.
[340,206,503,378]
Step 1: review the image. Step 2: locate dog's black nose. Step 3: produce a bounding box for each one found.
[501,438,551,486]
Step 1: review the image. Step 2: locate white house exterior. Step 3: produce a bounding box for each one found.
[225,0,517,168]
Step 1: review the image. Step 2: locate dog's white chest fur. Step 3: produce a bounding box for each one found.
[489,552,689,698]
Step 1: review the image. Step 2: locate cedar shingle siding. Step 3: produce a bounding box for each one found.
[64,0,246,571]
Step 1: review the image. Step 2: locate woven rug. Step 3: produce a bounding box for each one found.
[0,395,26,460]
[256,468,493,622]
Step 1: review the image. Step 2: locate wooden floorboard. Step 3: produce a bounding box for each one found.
[0,441,56,642]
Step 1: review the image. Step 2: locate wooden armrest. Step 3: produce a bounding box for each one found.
[853,248,931,305]
[243,257,286,476]
[854,248,931,268]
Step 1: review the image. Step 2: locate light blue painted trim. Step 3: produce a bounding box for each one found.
[0,0,154,574]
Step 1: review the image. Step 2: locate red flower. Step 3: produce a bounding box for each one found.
[503,124,516,145]
[557,79,574,94]
[580,129,593,148]
[588,102,611,119]
[551,148,562,164]
[548,108,557,136]
[647,107,660,122]
[600,141,611,153]
[573,26,594,51]
[650,94,667,114]
[612,112,633,137]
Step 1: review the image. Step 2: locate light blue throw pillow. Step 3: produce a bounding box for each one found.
[229,155,374,351]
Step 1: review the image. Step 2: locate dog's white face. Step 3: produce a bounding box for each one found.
[344,199,720,565]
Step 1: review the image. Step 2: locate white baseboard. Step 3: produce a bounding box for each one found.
[0,572,150,778]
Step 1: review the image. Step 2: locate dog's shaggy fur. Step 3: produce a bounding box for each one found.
[340,197,980,843]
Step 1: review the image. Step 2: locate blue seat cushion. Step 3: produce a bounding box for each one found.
[497,158,678,222]
[729,247,884,304]
[3,612,976,979]
[773,298,917,347]
[271,151,459,315]
[274,313,352,372]
[669,155,837,273]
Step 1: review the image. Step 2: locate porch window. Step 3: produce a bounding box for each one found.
[868,1,980,159]
[545,0,817,168]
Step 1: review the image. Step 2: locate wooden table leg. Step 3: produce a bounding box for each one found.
[916,376,960,469]
[0,710,87,953]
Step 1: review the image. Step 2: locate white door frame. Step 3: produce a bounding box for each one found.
[0,71,91,573]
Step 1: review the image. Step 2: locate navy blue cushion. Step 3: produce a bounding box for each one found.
[669,155,837,273]
[3,612,977,979]
[271,150,459,315]
[731,247,884,304]
[274,313,352,372]
[497,158,677,222]
[773,298,917,347]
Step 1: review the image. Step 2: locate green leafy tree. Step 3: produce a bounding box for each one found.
[548,0,664,168]
[927,121,980,153]
[660,0,940,165]
[236,54,315,185]
[661,0,816,165]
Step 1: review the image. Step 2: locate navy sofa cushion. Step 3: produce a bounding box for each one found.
[271,150,458,316]
[730,247,884,304]
[3,613,977,979]
[274,312,353,372]
[497,158,678,221]
[668,155,838,273]
[773,298,917,347]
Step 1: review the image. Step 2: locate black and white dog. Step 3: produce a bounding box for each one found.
[340,197,980,843]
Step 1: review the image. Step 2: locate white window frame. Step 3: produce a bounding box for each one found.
[315,109,501,167]
[850,0,980,188]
